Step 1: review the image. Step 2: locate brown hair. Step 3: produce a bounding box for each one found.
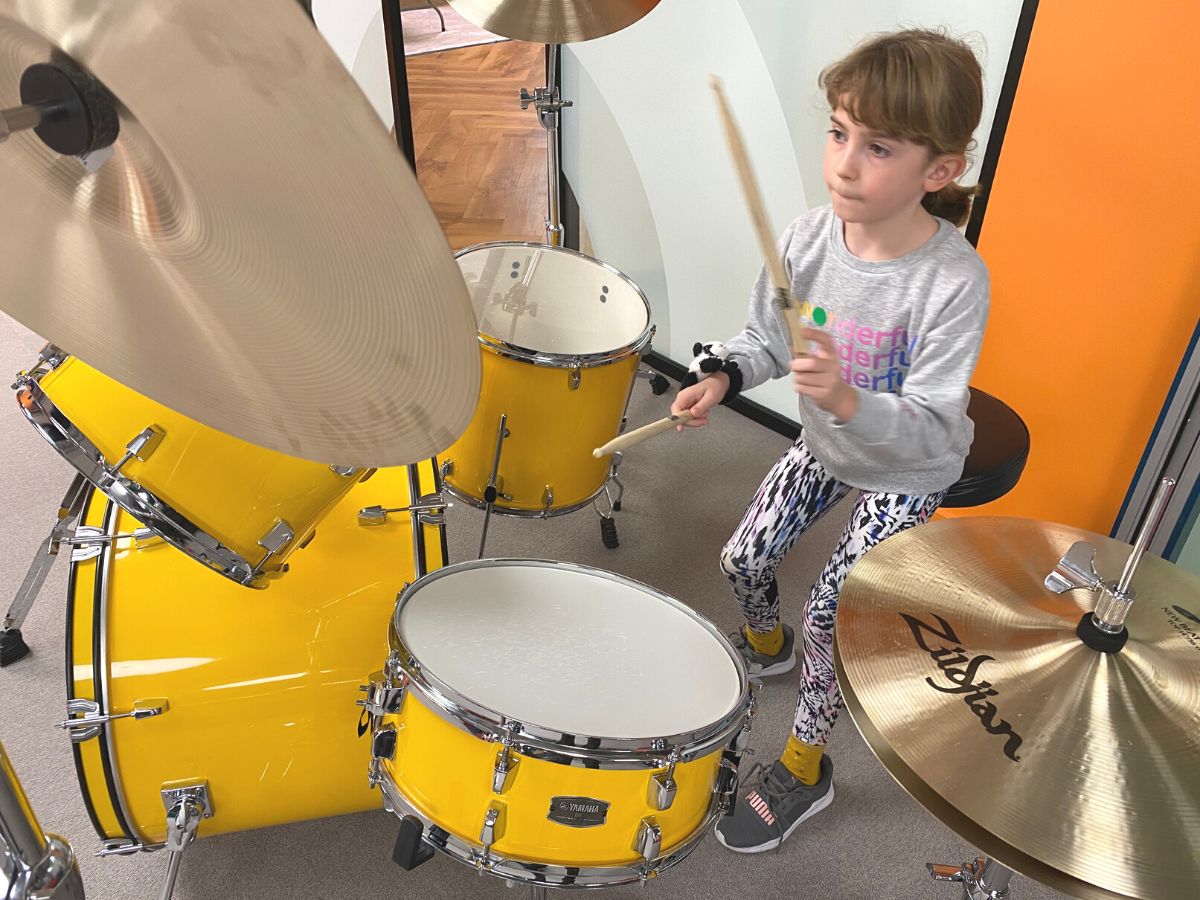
[819,29,983,226]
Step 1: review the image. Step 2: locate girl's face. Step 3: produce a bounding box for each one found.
[823,105,951,228]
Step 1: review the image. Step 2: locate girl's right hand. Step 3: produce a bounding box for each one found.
[671,372,730,430]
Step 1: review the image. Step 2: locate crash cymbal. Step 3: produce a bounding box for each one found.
[447,0,661,44]
[0,0,479,466]
[834,517,1200,899]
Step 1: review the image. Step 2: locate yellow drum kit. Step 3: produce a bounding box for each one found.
[1,2,1197,900]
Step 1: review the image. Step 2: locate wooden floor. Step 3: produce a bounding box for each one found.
[407,40,548,249]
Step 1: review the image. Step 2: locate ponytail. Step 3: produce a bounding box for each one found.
[922,181,980,228]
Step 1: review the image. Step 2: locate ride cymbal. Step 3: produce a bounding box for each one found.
[835,517,1200,900]
[447,0,661,44]
[0,0,479,466]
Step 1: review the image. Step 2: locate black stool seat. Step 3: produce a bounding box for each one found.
[941,387,1030,508]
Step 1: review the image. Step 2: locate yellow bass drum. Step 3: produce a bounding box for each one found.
[366,560,754,888]
[64,462,445,849]
[441,243,654,515]
[17,347,366,588]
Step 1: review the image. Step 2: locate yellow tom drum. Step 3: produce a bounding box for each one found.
[16,346,366,587]
[64,463,444,849]
[441,243,654,515]
[366,560,754,888]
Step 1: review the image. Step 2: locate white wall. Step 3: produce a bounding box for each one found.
[562,0,1024,420]
[313,0,393,130]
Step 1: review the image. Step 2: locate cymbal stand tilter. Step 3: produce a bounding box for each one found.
[925,476,1178,899]
[478,414,511,557]
[1,473,88,666]
[520,44,572,247]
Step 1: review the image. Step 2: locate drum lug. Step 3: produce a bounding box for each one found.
[478,800,507,867]
[357,676,407,717]
[540,486,554,516]
[568,367,581,391]
[632,816,662,862]
[440,459,454,478]
[58,697,169,743]
[648,751,679,811]
[251,519,295,576]
[329,465,359,477]
[491,721,522,794]
[110,424,166,476]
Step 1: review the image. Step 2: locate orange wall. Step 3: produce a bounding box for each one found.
[952,2,1200,533]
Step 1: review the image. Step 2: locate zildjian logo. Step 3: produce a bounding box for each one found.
[899,612,1024,762]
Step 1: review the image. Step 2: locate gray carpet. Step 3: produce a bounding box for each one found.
[0,312,1068,900]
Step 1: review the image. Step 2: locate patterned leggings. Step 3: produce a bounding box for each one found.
[720,436,944,746]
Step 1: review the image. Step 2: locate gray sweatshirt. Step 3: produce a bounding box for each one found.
[725,205,989,495]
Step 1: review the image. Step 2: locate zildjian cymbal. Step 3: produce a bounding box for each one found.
[834,516,1200,900]
[447,0,662,44]
[0,0,479,466]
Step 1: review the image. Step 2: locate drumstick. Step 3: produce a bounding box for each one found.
[709,75,807,356]
[592,411,695,458]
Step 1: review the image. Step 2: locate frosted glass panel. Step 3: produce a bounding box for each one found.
[562,0,1024,422]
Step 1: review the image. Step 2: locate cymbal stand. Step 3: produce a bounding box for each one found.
[1,738,86,899]
[1,473,89,667]
[520,44,573,246]
[928,857,1013,899]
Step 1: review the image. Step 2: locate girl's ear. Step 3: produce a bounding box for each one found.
[924,153,967,192]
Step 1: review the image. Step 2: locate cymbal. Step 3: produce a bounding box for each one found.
[0,0,480,466]
[835,517,1200,900]
[446,0,662,44]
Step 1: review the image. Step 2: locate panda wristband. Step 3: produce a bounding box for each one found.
[680,341,743,404]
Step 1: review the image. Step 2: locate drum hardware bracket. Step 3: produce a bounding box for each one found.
[158,781,212,900]
[358,677,407,717]
[492,723,523,794]
[109,425,167,477]
[58,697,169,743]
[329,465,359,477]
[391,814,436,871]
[540,487,554,517]
[927,856,1014,899]
[1044,476,1176,653]
[567,367,581,391]
[649,750,680,811]
[2,472,90,666]
[372,726,398,762]
[66,525,162,561]
[632,816,662,863]
[358,495,448,527]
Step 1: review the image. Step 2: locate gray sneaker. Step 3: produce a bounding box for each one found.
[714,755,834,853]
[727,624,796,677]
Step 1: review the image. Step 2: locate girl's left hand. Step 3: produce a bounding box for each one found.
[789,328,858,422]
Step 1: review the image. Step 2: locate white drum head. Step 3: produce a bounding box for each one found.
[456,244,650,357]
[397,562,742,739]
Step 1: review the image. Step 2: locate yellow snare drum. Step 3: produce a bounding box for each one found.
[64,462,444,848]
[367,560,753,887]
[441,243,654,515]
[17,347,365,587]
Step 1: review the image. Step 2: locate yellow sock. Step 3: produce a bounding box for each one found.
[744,623,783,656]
[780,735,824,786]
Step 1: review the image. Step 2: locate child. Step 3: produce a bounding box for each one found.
[670,29,989,853]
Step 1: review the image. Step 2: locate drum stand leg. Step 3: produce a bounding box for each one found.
[636,366,670,396]
[928,856,1015,899]
[479,414,511,558]
[2,473,89,667]
[594,459,622,550]
[156,783,212,900]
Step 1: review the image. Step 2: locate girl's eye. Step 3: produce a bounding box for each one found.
[869,143,891,157]
[828,128,846,142]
